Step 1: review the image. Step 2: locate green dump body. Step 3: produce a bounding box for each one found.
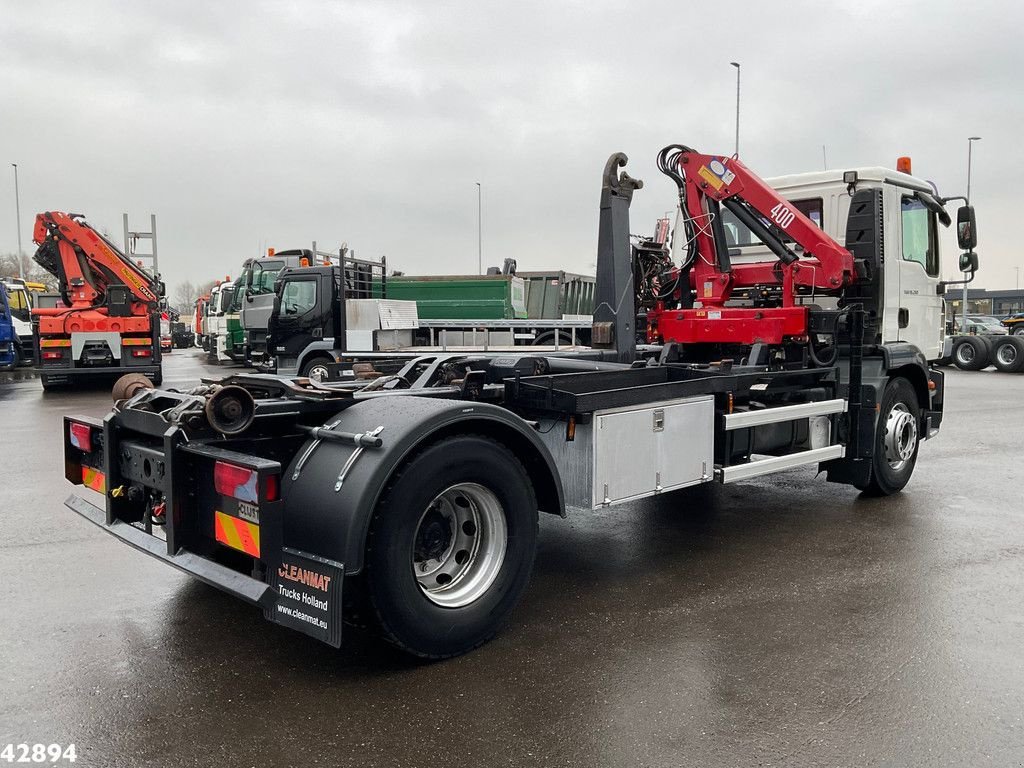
[386,275,528,320]
[385,272,595,320]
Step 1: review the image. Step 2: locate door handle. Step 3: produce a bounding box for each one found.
[898,308,909,329]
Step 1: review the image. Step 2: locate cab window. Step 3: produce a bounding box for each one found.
[281,280,317,315]
[6,288,31,321]
[721,198,823,248]
[900,196,939,277]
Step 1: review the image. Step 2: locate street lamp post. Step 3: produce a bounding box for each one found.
[475,182,482,275]
[11,163,23,278]
[962,136,981,330]
[730,62,740,156]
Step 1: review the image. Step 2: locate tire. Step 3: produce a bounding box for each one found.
[1013,326,1024,336]
[991,336,1024,373]
[861,377,921,496]
[14,342,31,367]
[299,356,332,382]
[953,336,989,371]
[364,435,539,658]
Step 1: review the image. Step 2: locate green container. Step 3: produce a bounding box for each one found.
[387,275,527,320]
[518,271,595,318]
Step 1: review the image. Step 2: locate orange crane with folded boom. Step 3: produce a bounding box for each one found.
[31,211,165,390]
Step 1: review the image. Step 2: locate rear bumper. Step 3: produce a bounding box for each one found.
[67,493,344,647]
[67,494,272,606]
[35,365,160,380]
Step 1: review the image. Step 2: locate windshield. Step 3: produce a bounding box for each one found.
[968,316,1002,328]
[218,287,234,313]
[229,284,243,312]
[251,260,286,293]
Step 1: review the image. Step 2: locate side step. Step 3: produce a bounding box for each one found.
[716,398,847,483]
[723,398,846,430]
[715,444,845,483]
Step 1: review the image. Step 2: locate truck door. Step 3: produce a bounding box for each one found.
[896,196,943,360]
[271,275,325,370]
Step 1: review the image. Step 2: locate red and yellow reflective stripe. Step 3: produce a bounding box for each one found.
[214,510,260,557]
[82,466,106,493]
[40,338,72,348]
[121,337,152,346]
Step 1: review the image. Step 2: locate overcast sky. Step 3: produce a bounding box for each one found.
[1,0,1020,293]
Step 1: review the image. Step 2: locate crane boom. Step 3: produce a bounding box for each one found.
[32,211,163,310]
[29,211,163,388]
[648,146,859,346]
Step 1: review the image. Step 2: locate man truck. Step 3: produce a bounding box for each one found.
[61,146,975,658]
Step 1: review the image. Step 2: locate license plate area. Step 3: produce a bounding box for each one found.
[118,440,169,491]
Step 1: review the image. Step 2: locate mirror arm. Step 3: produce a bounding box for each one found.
[939,271,977,291]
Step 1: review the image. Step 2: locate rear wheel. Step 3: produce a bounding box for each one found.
[1013,326,1024,336]
[953,336,988,371]
[861,377,920,496]
[991,336,1024,373]
[364,435,538,658]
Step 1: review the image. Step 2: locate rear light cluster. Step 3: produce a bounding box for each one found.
[214,461,279,502]
[69,421,93,452]
[66,418,105,492]
[132,349,152,358]
[41,339,70,360]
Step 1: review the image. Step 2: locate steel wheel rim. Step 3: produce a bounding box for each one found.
[307,364,329,382]
[882,402,917,471]
[956,344,975,364]
[413,482,507,608]
[996,344,1017,366]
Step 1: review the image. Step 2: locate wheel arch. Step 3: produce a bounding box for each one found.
[877,342,930,410]
[280,396,564,575]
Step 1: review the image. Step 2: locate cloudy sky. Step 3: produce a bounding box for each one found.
[1,0,1020,293]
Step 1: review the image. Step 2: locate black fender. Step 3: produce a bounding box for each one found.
[827,342,933,488]
[280,396,565,574]
[877,342,930,411]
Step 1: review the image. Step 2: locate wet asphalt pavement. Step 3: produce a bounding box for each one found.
[1,352,1022,767]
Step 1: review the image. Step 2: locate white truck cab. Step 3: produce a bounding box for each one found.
[717,162,959,361]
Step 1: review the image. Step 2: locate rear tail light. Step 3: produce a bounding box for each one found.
[214,461,280,502]
[132,348,153,358]
[42,350,63,360]
[265,473,280,502]
[69,421,93,453]
[213,461,256,502]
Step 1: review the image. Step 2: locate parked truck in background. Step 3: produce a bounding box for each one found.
[204,280,234,364]
[238,250,322,367]
[0,283,17,370]
[30,211,164,389]
[62,146,974,658]
[0,278,39,366]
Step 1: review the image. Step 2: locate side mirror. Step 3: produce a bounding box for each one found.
[957,205,977,250]
[959,251,979,275]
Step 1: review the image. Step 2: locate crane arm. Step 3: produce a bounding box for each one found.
[32,211,162,310]
[661,146,856,307]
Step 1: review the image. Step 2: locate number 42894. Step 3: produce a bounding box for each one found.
[0,745,77,763]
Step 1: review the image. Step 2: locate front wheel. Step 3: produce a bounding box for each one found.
[299,356,332,382]
[861,377,920,496]
[1013,326,1024,336]
[364,435,539,658]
